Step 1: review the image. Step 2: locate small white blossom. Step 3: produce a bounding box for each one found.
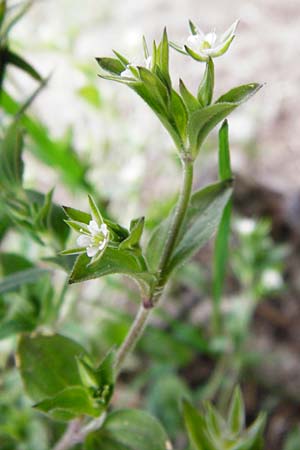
[77,220,109,258]
[184,20,239,61]
[261,269,283,290]
[121,56,152,78]
[235,218,256,236]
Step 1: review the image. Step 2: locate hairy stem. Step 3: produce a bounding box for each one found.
[115,304,150,375]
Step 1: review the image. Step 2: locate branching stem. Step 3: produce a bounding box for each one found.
[53,157,194,450]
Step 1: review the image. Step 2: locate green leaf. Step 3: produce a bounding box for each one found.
[88,194,104,224]
[157,27,171,89]
[212,120,232,332]
[228,387,245,435]
[137,67,169,113]
[198,58,214,106]
[216,83,262,104]
[0,267,49,295]
[188,102,236,156]
[218,119,232,180]
[34,386,101,421]
[77,349,115,407]
[169,89,188,143]
[179,79,201,114]
[77,84,102,108]
[112,50,129,67]
[25,189,70,246]
[62,205,91,224]
[188,83,261,157]
[17,333,89,402]
[166,180,233,275]
[183,400,214,450]
[84,409,172,450]
[0,122,24,190]
[132,81,183,151]
[142,36,149,59]
[5,49,42,81]
[119,217,144,249]
[232,413,266,450]
[69,248,156,297]
[188,19,198,35]
[184,45,208,62]
[96,57,125,75]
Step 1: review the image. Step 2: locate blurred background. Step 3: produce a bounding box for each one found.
[1,0,300,449]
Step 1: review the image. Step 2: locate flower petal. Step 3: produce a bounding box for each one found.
[100,223,109,237]
[205,32,217,47]
[87,220,100,235]
[86,246,99,257]
[77,234,92,247]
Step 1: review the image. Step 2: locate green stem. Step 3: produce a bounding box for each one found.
[115,304,150,375]
[53,158,194,450]
[157,158,194,282]
[115,157,194,372]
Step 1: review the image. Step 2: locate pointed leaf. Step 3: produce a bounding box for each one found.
[184,45,208,62]
[119,217,144,249]
[166,179,233,275]
[157,27,171,89]
[228,387,245,435]
[188,102,236,156]
[112,50,129,67]
[188,19,198,35]
[179,79,201,113]
[88,194,103,224]
[183,400,214,450]
[34,386,102,421]
[216,83,262,104]
[5,49,42,81]
[84,409,171,450]
[231,413,266,450]
[169,89,188,142]
[142,36,149,59]
[212,120,232,332]
[96,57,124,75]
[0,122,24,190]
[189,83,262,157]
[63,205,91,224]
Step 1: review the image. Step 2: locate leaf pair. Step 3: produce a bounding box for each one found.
[17,334,115,421]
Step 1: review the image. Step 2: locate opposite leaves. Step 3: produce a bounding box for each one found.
[17,334,115,421]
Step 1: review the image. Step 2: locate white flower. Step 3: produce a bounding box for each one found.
[121,56,152,78]
[235,218,256,236]
[261,269,283,291]
[183,20,239,61]
[77,220,109,258]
